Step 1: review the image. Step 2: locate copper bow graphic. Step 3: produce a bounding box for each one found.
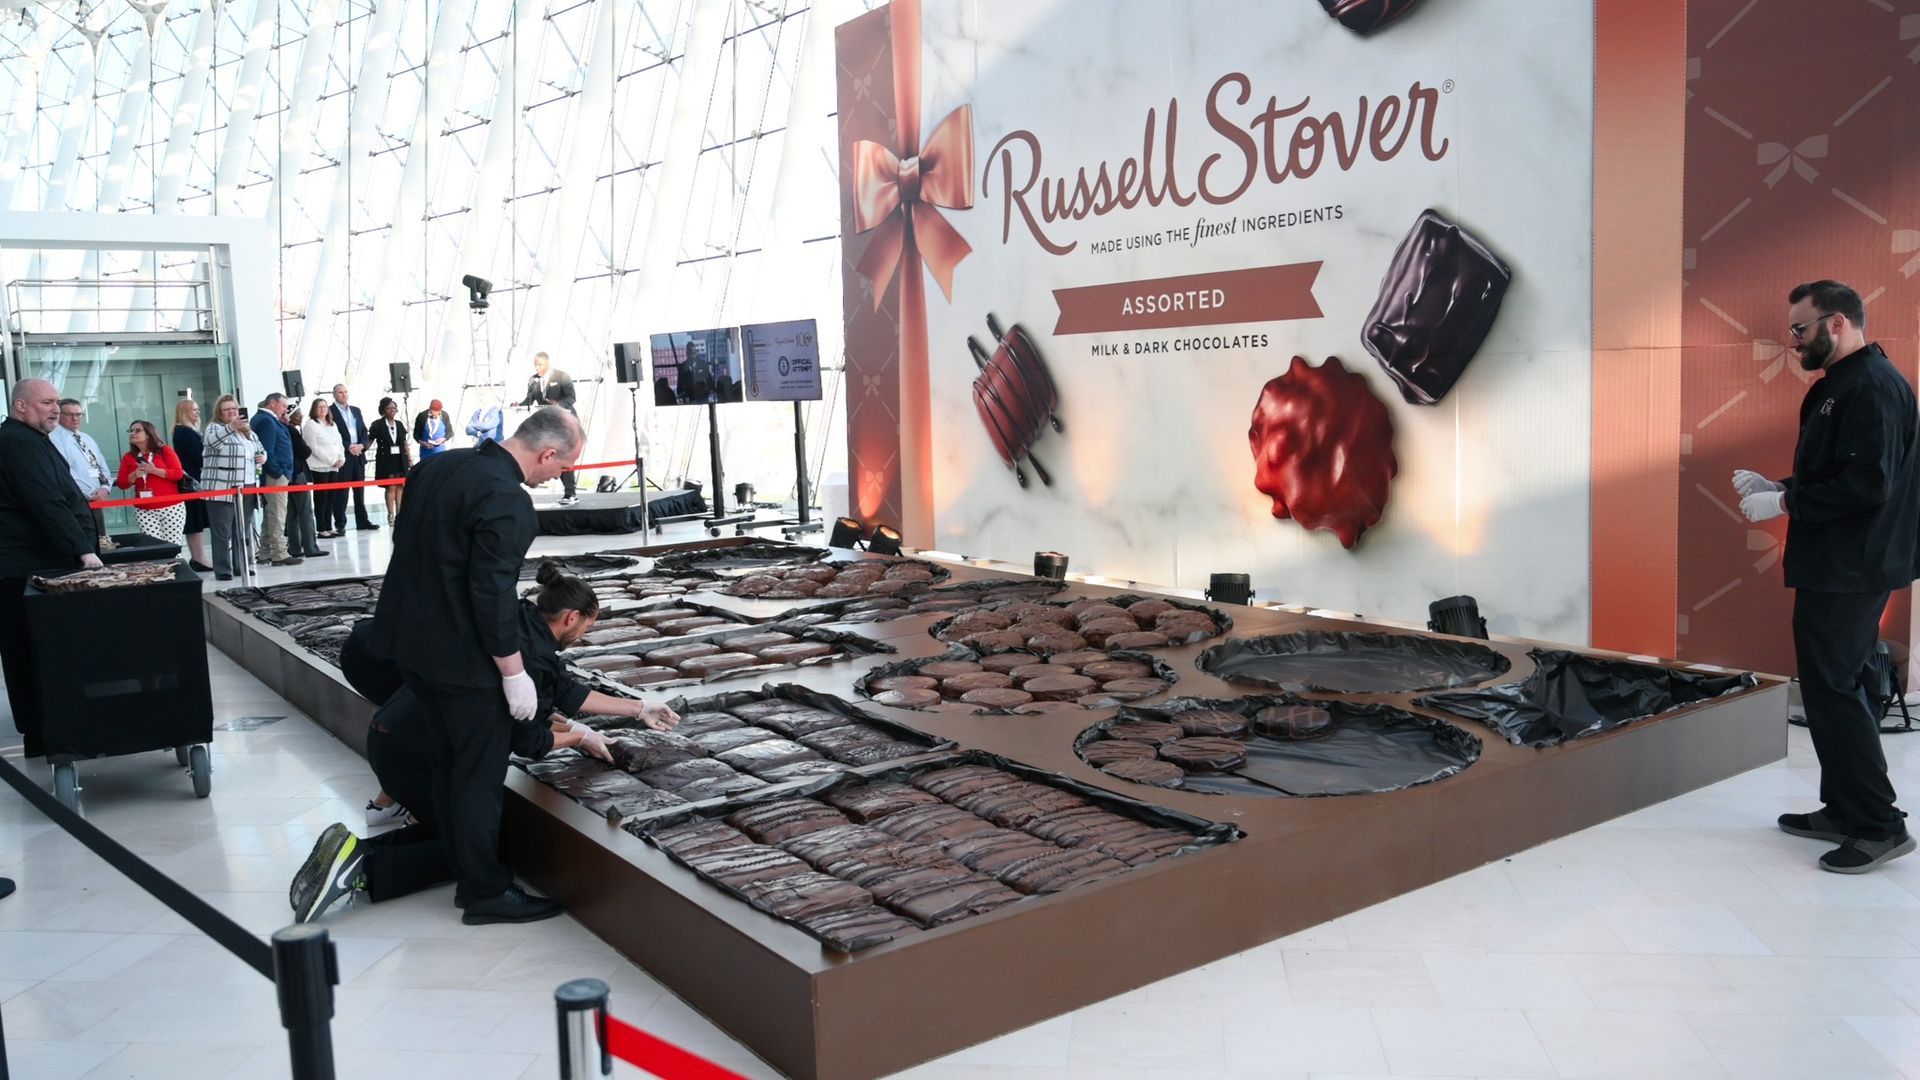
[1758,135,1826,187]
[1895,229,1920,279]
[851,103,974,310]
[1754,338,1816,385]
[1904,13,1919,64]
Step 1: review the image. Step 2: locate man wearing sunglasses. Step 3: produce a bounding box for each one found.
[1733,279,1919,873]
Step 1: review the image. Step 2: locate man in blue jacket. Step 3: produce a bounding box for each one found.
[330,384,378,531]
[251,394,302,567]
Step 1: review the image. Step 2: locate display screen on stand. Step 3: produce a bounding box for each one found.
[739,319,823,402]
[649,328,743,406]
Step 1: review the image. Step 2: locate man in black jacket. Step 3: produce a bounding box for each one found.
[329,384,377,531]
[520,352,580,504]
[362,405,582,922]
[1736,280,1919,873]
[0,378,103,760]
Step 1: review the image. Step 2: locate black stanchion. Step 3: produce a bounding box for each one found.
[273,925,340,1080]
[555,978,611,1079]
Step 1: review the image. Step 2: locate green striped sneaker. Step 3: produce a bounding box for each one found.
[290,823,366,923]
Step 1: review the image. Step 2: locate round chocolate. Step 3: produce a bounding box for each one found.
[1101,758,1186,788]
[869,674,939,692]
[1123,598,1178,622]
[763,582,821,598]
[1251,704,1335,740]
[1046,650,1109,668]
[883,564,935,580]
[980,653,1039,674]
[1104,631,1171,650]
[1071,603,1130,628]
[940,672,1015,695]
[1009,663,1057,680]
[872,688,940,709]
[947,612,1013,636]
[1079,619,1143,646]
[1011,607,1076,627]
[1154,613,1218,639]
[1106,719,1185,745]
[1159,736,1247,772]
[1100,678,1171,697]
[1023,673,1098,700]
[1172,709,1251,738]
[959,687,1034,708]
[1064,598,1115,617]
[1024,631,1089,656]
[1081,660,1153,682]
[1079,739,1158,766]
[788,565,840,583]
[814,582,864,598]
[961,630,1029,653]
[918,660,984,678]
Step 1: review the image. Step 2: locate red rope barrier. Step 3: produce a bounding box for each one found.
[604,1013,748,1080]
[87,457,643,509]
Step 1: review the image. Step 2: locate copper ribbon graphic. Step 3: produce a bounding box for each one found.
[1756,135,1826,187]
[850,7,973,309]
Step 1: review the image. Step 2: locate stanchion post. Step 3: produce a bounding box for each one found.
[555,978,611,1080]
[273,924,339,1080]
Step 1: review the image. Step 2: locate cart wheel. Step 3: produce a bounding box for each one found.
[52,763,79,811]
[189,745,211,799]
[174,746,190,767]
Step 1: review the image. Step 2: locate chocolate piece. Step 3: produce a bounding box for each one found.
[1319,0,1426,35]
[691,726,780,755]
[1098,830,1195,866]
[960,630,1030,653]
[683,844,811,887]
[671,711,747,736]
[581,626,660,647]
[1172,709,1251,738]
[1100,758,1186,788]
[780,823,895,863]
[727,699,809,722]
[871,688,940,709]
[757,642,837,664]
[639,757,741,791]
[883,562,937,581]
[821,842,959,887]
[946,830,1061,876]
[1159,736,1248,772]
[1104,630,1171,650]
[576,654,646,672]
[1046,650,1109,668]
[725,631,799,653]
[1104,720,1185,745]
[959,687,1034,709]
[787,565,840,583]
[796,906,921,951]
[1081,660,1152,682]
[755,707,854,738]
[679,652,762,678]
[912,764,1010,798]
[998,848,1130,894]
[1024,806,1133,845]
[737,871,875,920]
[918,660,984,678]
[675,773,770,801]
[606,731,706,773]
[876,803,1000,845]
[1070,604,1129,628]
[756,759,848,783]
[824,782,941,823]
[634,607,702,627]
[838,741,929,766]
[795,723,887,755]
[1100,677,1170,698]
[940,671,1015,695]
[975,653,1034,674]
[1021,674,1098,701]
[726,798,851,844]
[613,666,683,687]
[1011,606,1075,627]
[1079,739,1158,766]
[715,738,822,776]
[647,819,751,858]
[1123,598,1177,622]
[644,641,721,665]
[885,874,1023,926]
[1154,611,1220,638]
[1249,356,1398,549]
[1023,630,1088,656]
[1079,619,1143,647]
[1365,208,1511,404]
[870,674,939,692]
[947,612,1012,636]
[1008,663,1057,680]
[762,582,822,599]
[814,582,864,598]
[1251,704,1335,740]
[655,616,728,635]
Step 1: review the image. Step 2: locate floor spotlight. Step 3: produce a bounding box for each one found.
[867,524,904,556]
[1428,594,1488,639]
[1033,551,1069,580]
[828,516,865,549]
[1205,572,1253,605]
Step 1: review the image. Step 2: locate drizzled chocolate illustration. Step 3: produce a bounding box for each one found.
[1318,0,1426,36]
[969,313,1063,487]
[1363,209,1513,405]
[1249,356,1398,548]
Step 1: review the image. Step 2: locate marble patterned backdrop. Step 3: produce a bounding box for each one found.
[842,0,1596,645]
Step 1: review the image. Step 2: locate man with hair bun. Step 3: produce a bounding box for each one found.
[1735,279,1920,873]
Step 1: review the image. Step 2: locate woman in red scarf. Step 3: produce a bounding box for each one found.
[115,419,188,547]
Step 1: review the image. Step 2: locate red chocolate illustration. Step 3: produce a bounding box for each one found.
[1318,0,1425,36]
[970,313,1062,488]
[1363,209,1512,405]
[1249,356,1398,549]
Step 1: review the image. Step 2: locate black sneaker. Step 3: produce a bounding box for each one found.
[461,884,563,925]
[290,823,365,922]
[1778,809,1849,843]
[1820,833,1917,874]
[215,573,233,581]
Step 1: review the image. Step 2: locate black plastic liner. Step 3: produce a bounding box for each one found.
[576,623,898,694]
[927,593,1232,651]
[1414,649,1761,748]
[217,575,381,620]
[629,748,1239,951]
[1080,695,1481,797]
[650,542,832,576]
[854,645,1179,715]
[1197,630,1511,694]
[518,552,644,579]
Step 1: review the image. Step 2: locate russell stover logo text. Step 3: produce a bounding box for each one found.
[983,74,1449,256]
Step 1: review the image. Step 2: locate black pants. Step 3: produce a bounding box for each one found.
[313,471,343,532]
[0,578,42,755]
[361,725,454,903]
[1793,588,1907,841]
[346,457,372,525]
[561,468,576,499]
[404,674,514,905]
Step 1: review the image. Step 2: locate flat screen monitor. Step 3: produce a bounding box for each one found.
[739,319,823,402]
[649,328,743,406]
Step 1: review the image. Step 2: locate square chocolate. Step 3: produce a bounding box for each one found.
[1363,208,1512,405]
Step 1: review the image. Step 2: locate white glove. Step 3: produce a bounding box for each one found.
[501,671,538,721]
[639,702,681,732]
[567,719,614,762]
[1732,469,1784,499]
[1740,490,1787,522]
[79,553,103,569]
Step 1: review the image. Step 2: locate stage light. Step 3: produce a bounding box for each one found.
[461,273,493,311]
[828,517,865,549]
[1033,551,1069,580]
[1205,572,1253,606]
[1428,594,1488,639]
[867,524,904,556]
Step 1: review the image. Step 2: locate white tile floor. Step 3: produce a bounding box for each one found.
[5,517,1920,1078]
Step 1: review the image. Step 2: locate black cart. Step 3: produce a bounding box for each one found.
[24,561,214,809]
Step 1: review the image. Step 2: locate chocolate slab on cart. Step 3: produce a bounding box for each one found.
[854,645,1178,715]
[199,536,1790,1080]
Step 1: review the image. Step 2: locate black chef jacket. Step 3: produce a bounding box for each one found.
[0,417,96,577]
[518,599,592,721]
[368,441,537,687]
[1782,343,1920,593]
